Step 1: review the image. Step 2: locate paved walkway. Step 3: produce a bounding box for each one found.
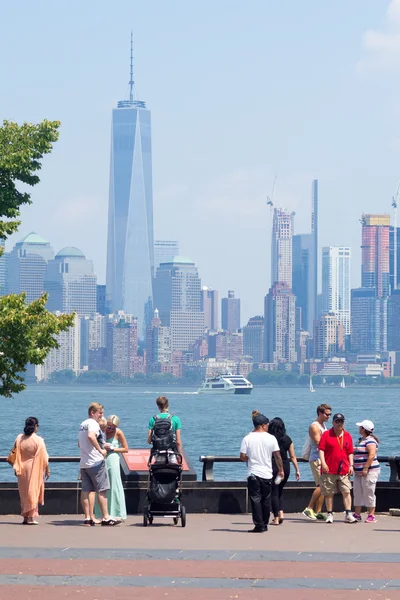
[0,513,399,599]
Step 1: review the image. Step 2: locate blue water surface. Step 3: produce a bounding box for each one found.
[0,384,396,482]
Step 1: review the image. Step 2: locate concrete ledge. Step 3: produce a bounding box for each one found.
[0,481,398,515]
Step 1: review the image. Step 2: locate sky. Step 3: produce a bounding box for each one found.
[2,0,400,324]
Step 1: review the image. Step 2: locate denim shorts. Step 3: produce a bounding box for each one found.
[81,461,110,493]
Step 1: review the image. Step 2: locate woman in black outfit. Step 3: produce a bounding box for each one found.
[269,417,300,525]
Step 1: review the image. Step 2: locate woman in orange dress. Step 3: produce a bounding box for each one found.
[13,417,50,525]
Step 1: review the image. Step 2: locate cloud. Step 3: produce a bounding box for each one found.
[358,0,400,72]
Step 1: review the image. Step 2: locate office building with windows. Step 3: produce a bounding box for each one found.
[106,38,154,337]
[389,226,400,292]
[8,232,54,303]
[313,313,344,359]
[264,282,297,364]
[351,288,387,353]
[154,241,179,273]
[221,290,240,331]
[36,312,81,379]
[361,214,390,298]
[292,180,318,334]
[321,246,351,334]
[0,239,7,296]
[388,290,400,350]
[201,287,219,330]
[45,247,97,316]
[243,316,264,363]
[271,208,293,288]
[153,256,204,352]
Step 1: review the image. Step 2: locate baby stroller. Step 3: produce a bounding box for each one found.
[143,450,186,527]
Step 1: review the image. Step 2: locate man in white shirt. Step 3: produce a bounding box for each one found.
[78,402,118,526]
[240,413,284,532]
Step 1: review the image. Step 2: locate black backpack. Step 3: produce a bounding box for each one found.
[151,415,176,452]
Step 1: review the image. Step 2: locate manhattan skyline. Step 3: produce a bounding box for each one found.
[2,0,400,323]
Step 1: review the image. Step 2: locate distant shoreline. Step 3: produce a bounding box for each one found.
[27,382,400,390]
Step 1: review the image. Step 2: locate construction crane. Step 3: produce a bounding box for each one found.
[392,182,400,290]
[266,175,277,215]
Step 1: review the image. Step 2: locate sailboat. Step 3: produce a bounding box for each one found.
[310,376,316,393]
[339,377,345,389]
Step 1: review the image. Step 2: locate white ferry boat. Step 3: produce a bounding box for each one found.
[198,373,253,395]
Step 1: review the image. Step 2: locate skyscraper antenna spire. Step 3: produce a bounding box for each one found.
[129,32,134,103]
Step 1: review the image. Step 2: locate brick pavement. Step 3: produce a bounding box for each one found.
[0,513,399,599]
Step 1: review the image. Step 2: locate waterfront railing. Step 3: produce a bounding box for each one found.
[198,455,400,482]
[1,455,399,484]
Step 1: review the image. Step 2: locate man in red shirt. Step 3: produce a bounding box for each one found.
[318,413,356,524]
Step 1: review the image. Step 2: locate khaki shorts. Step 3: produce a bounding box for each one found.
[320,474,352,497]
[309,459,321,485]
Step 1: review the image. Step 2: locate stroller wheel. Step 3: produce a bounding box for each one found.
[181,505,186,528]
[143,511,148,527]
[173,517,178,525]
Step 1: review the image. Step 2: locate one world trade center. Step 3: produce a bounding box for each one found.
[106,35,154,337]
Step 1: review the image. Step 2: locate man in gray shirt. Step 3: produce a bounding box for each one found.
[302,403,331,521]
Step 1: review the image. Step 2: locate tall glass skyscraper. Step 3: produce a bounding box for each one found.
[321,246,351,335]
[361,214,390,298]
[106,37,154,338]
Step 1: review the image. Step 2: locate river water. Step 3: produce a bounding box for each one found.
[0,384,396,482]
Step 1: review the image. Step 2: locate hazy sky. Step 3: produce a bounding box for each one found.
[2,0,400,323]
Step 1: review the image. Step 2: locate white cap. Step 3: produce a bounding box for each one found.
[356,419,374,432]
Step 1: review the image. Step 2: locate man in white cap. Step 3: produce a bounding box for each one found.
[353,419,380,523]
[318,413,356,524]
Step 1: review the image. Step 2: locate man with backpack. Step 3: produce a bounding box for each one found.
[147,396,182,462]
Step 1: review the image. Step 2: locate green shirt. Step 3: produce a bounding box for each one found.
[148,412,182,432]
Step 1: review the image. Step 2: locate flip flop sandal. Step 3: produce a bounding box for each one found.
[279,518,284,524]
[101,519,120,526]
[27,521,39,525]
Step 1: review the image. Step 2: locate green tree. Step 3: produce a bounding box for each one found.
[0,119,74,397]
[0,293,74,397]
[49,369,76,384]
[0,119,60,240]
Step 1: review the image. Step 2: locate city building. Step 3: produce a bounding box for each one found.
[292,234,313,333]
[389,225,400,292]
[153,256,204,352]
[361,214,390,298]
[96,284,107,315]
[296,330,310,364]
[154,241,179,273]
[351,288,387,353]
[207,331,243,361]
[388,290,400,350]
[292,180,319,334]
[106,37,154,337]
[243,316,264,363]
[264,282,297,364]
[112,317,138,378]
[201,287,219,330]
[146,309,172,371]
[321,246,351,334]
[0,239,7,296]
[313,313,344,359]
[8,232,54,303]
[221,290,240,331]
[45,247,97,316]
[36,312,80,379]
[271,208,293,287]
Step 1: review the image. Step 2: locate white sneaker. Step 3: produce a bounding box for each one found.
[326,513,333,523]
[345,513,357,523]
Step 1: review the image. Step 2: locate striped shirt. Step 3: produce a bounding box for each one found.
[354,436,380,473]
